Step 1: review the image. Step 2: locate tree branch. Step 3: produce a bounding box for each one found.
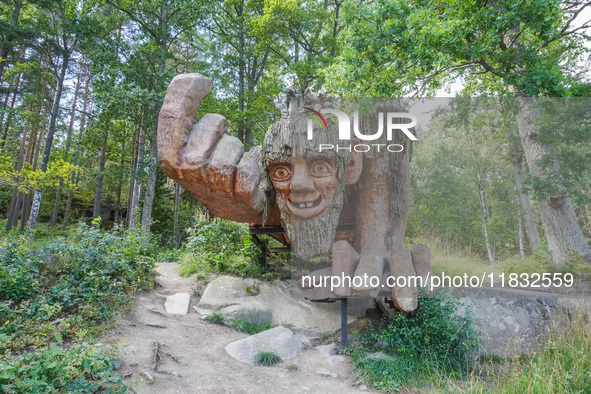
[106,1,159,41]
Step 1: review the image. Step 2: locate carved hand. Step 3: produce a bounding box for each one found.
[158,74,265,223]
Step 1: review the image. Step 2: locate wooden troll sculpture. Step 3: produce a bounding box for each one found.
[157,73,431,312]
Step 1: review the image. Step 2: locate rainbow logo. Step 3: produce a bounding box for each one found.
[304,107,328,131]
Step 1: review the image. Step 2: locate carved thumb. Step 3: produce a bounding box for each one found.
[158,73,213,177]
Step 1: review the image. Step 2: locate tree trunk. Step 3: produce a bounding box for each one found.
[514,97,591,262]
[585,204,591,239]
[5,124,28,231]
[517,198,525,257]
[128,108,147,231]
[92,137,108,219]
[140,25,167,245]
[5,189,18,231]
[14,112,39,230]
[50,69,81,226]
[126,123,140,227]
[237,1,245,143]
[506,127,541,252]
[114,183,122,224]
[114,138,125,224]
[478,181,495,264]
[15,111,41,230]
[21,127,45,231]
[140,120,157,245]
[11,192,22,227]
[63,68,90,229]
[0,79,13,129]
[0,72,21,151]
[173,181,181,248]
[0,0,23,83]
[28,53,69,232]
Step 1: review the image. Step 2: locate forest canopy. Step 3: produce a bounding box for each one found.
[0,0,589,263]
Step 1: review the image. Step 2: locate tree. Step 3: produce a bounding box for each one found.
[106,0,203,244]
[50,64,81,226]
[26,0,91,231]
[327,0,591,262]
[254,0,344,91]
[0,0,25,83]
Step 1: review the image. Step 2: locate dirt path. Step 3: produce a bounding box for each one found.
[103,263,374,393]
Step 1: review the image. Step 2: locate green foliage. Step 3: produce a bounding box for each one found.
[254,351,281,366]
[0,156,79,194]
[0,242,40,300]
[0,223,155,393]
[205,312,226,326]
[353,295,479,391]
[181,219,264,278]
[351,349,413,392]
[231,319,274,335]
[409,98,523,260]
[0,223,156,354]
[157,247,184,263]
[327,0,585,97]
[204,310,274,335]
[0,343,126,393]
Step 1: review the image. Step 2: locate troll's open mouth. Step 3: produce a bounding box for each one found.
[289,195,325,219]
[292,196,322,209]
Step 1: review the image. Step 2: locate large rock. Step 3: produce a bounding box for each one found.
[461,297,557,357]
[225,326,303,365]
[196,276,375,336]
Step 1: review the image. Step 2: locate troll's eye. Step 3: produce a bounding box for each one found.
[272,166,291,181]
[311,160,332,176]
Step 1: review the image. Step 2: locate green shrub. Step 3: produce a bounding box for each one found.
[353,294,479,391]
[254,352,281,366]
[0,223,157,393]
[0,242,40,301]
[0,223,156,353]
[157,248,184,262]
[181,219,263,277]
[0,343,126,393]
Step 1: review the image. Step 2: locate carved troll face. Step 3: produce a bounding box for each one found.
[262,116,362,259]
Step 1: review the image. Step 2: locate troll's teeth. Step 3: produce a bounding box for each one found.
[306,202,313,207]
[299,203,306,208]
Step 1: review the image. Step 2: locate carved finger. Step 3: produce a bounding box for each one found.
[352,251,385,297]
[411,244,432,281]
[158,74,213,177]
[332,240,359,298]
[235,152,265,214]
[180,114,227,183]
[208,134,244,197]
[389,248,418,312]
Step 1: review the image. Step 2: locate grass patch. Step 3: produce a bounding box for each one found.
[460,310,591,393]
[231,319,274,335]
[420,235,589,286]
[204,311,275,335]
[204,312,226,326]
[352,293,479,392]
[254,352,281,366]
